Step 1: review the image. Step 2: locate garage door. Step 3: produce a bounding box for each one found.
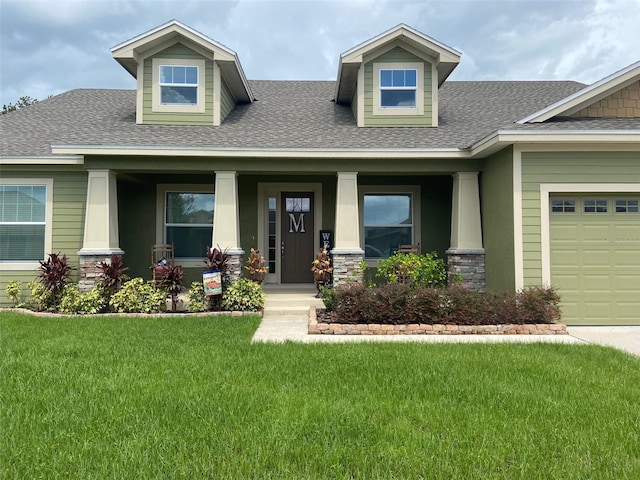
[550,195,640,325]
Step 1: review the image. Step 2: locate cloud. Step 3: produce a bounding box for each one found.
[1,0,639,106]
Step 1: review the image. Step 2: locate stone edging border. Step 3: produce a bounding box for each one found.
[0,307,262,318]
[308,306,567,335]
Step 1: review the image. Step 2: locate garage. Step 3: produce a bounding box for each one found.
[550,195,640,325]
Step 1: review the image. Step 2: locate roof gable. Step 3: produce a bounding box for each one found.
[335,24,461,104]
[111,20,253,103]
[518,60,640,124]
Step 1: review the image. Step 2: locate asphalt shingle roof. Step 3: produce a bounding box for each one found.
[2,79,636,157]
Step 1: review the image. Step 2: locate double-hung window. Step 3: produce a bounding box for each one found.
[361,188,419,260]
[379,69,417,108]
[159,65,198,105]
[373,62,424,116]
[164,191,214,259]
[152,58,205,113]
[0,182,50,264]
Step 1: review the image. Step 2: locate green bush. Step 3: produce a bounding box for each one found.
[5,280,26,308]
[377,252,447,288]
[59,284,107,315]
[221,278,265,312]
[187,281,207,312]
[319,286,338,312]
[26,279,56,312]
[109,278,166,314]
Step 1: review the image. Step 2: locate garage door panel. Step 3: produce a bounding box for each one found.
[551,249,579,267]
[582,274,611,293]
[550,193,640,325]
[581,224,611,242]
[581,249,611,266]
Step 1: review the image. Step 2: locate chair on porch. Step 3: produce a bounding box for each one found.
[398,244,420,254]
[151,244,175,281]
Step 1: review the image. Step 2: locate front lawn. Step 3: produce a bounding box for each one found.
[1,312,639,479]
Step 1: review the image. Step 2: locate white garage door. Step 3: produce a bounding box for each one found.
[550,195,640,325]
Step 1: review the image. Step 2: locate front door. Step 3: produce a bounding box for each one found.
[281,192,314,283]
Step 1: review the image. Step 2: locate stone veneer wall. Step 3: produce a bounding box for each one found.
[225,252,244,283]
[446,250,485,291]
[309,306,567,335]
[331,253,364,286]
[78,253,124,292]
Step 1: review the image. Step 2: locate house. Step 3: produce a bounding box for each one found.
[1,20,639,325]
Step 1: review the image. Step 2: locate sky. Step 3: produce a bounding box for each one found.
[1,0,639,107]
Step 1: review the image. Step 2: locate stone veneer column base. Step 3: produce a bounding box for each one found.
[446,249,485,292]
[331,250,364,287]
[78,250,124,292]
[225,249,244,285]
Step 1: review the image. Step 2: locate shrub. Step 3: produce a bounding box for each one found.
[205,246,230,286]
[327,284,562,325]
[5,280,26,307]
[516,286,561,324]
[155,263,184,312]
[97,255,129,300]
[319,286,338,312]
[187,281,207,312]
[109,278,166,314]
[38,253,74,308]
[221,278,265,312]
[377,252,447,288]
[26,278,56,312]
[244,248,267,283]
[59,284,107,315]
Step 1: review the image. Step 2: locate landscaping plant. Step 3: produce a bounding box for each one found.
[187,281,207,312]
[324,284,562,325]
[221,278,265,312]
[97,255,129,302]
[244,248,267,283]
[155,263,185,312]
[377,251,447,288]
[37,253,74,309]
[109,277,166,314]
[58,284,106,315]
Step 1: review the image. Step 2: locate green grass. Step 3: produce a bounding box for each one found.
[1,312,639,479]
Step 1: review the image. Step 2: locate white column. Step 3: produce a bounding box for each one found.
[450,172,483,251]
[78,169,123,254]
[332,172,364,254]
[212,171,243,255]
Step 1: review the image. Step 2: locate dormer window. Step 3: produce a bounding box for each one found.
[373,62,424,116]
[380,69,417,107]
[151,58,206,113]
[160,65,198,105]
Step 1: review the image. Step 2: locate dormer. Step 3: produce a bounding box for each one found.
[111,20,253,126]
[334,24,461,127]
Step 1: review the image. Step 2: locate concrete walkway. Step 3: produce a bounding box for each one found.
[252,285,640,356]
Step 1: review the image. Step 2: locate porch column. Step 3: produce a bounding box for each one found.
[77,169,124,291]
[446,172,485,291]
[212,171,244,282]
[331,172,364,286]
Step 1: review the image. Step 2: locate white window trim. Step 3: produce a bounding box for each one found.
[373,62,424,116]
[156,184,214,267]
[359,185,421,265]
[152,58,206,113]
[0,178,53,270]
[539,183,640,286]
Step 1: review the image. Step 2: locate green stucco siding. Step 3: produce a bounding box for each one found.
[0,170,87,305]
[220,77,236,121]
[142,43,214,125]
[521,151,640,287]
[481,147,515,292]
[363,47,433,127]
